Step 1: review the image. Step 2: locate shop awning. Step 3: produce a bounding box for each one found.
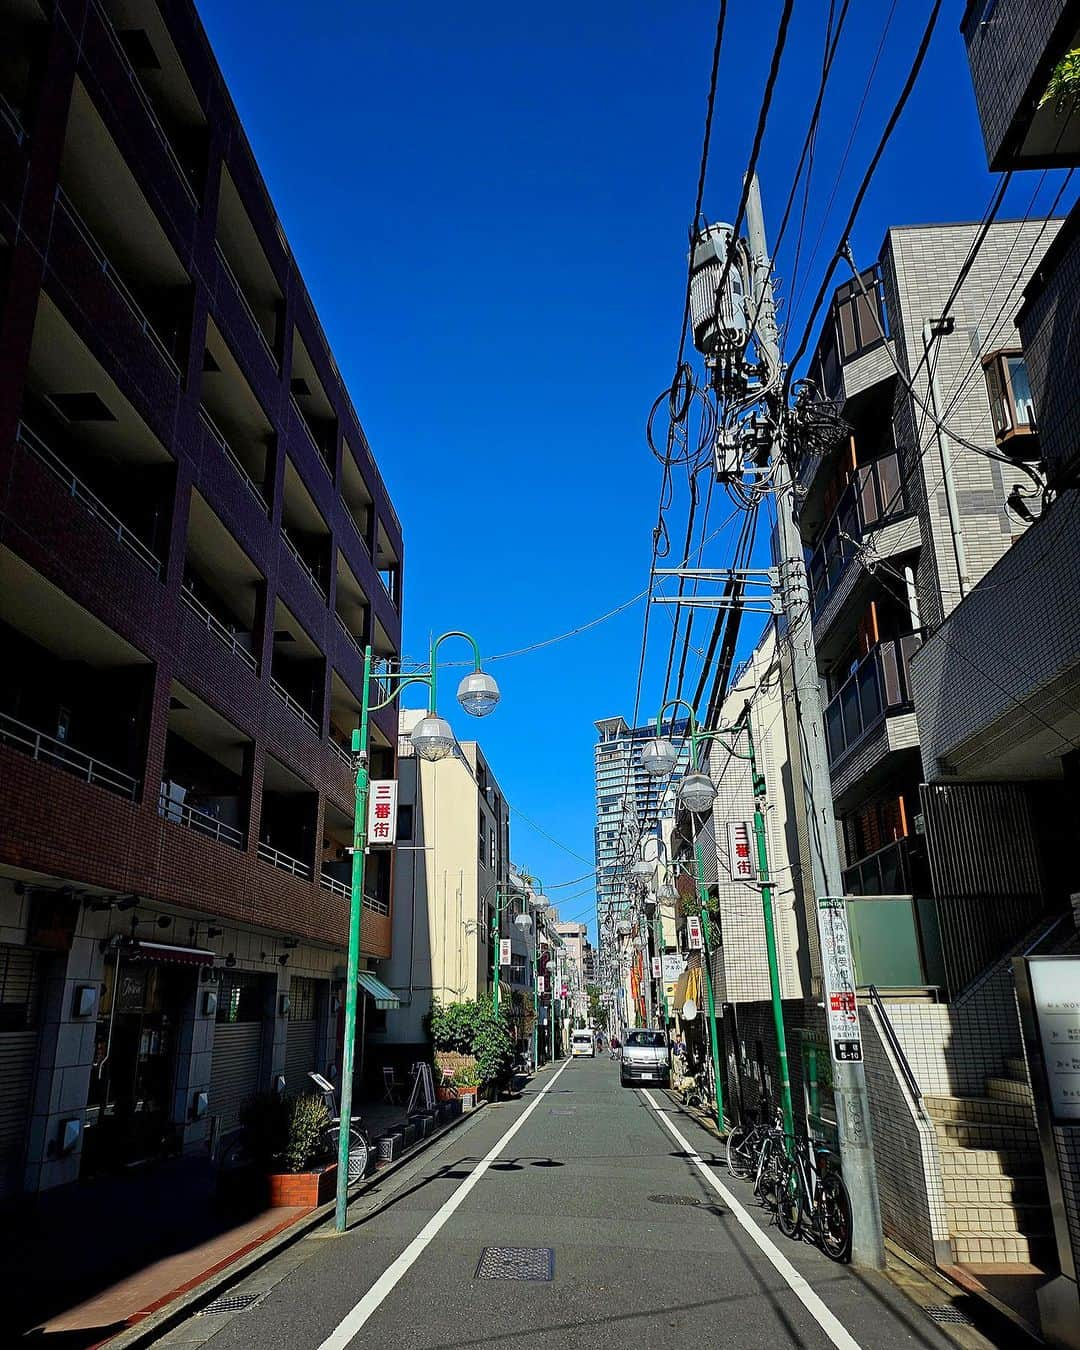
[126,940,215,967]
[358,971,400,1010]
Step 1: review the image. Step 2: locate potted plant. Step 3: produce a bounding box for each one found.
[264,1095,335,1207]
[452,1062,481,1110]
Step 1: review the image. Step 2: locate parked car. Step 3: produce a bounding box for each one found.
[571,1029,595,1058]
[619,1029,669,1087]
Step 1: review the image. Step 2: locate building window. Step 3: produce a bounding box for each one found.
[982,351,1036,444]
[396,803,413,840]
[217,971,263,1023]
[288,975,318,1021]
[489,829,497,871]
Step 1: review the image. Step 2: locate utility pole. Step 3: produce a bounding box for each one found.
[744,175,884,1269]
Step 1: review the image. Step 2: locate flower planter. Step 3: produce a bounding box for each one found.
[266,1163,337,1208]
[459,1091,477,1111]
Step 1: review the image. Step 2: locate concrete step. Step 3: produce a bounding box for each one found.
[985,1075,1034,1106]
[942,1172,1048,1205]
[924,1094,1034,1128]
[1004,1055,1029,1082]
[939,1146,1042,1178]
[950,1230,1056,1265]
[933,1118,1039,1150]
[946,1202,1050,1236]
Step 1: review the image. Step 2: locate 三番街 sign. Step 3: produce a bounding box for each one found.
[367,780,398,845]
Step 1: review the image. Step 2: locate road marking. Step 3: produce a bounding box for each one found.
[314,1058,575,1350]
[641,1091,863,1350]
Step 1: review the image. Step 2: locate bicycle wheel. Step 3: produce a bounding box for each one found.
[726,1127,752,1180]
[345,1126,370,1182]
[755,1140,781,1208]
[775,1160,803,1238]
[818,1172,852,1263]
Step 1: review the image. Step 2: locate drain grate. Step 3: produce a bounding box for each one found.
[199,1293,261,1315]
[550,1108,576,1116]
[649,1194,703,1207]
[925,1305,973,1326]
[475,1246,554,1281]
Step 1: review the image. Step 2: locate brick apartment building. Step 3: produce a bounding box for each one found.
[0,0,402,1198]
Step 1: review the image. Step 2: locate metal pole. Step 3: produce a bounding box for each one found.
[693,836,725,1136]
[337,643,372,1233]
[745,172,884,1268]
[532,928,539,1069]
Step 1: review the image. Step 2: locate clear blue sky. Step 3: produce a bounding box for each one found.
[197,0,1068,936]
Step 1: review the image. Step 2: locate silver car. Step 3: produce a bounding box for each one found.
[619,1029,670,1087]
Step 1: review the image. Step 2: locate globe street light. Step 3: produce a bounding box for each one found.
[410,714,457,762]
[678,771,718,814]
[640,736,680,778]
[457,670,501,718]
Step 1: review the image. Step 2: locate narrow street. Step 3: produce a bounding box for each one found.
[153,1059,960,1350]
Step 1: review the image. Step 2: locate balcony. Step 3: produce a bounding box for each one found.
[290,329,337,479]
[257,842,311,879]
[808,452,911,613]
[215,165,283,362]
[842,835,927,898]
[158,789,245,850]
[320,868,349,899]
[0,709,139,800]
[181,586,258,673]
[825,634,921,766]
[270,677,319,735]
[281,526,326,599]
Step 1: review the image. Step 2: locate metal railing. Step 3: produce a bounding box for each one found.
[17,422,163,576]
[0,88,25,145]
[868,985,925,1115]
[824,634,921,764]
[180,586,258,672]
[320,870,349,899]
[55,188,181,379]
[289,397,334,477]
[158,791,245,849]
[335,611,362,656]
[328,737,353,770]
[0,709,139,799]
[363,892,390,915]
[257,841,312,879]
[809,452,908,611]
[198,408,268,512]
[270,676,320,734]
[343,507,371,557]
[214,243,277,362]
[280,527,326,597]
[94,0,198,206]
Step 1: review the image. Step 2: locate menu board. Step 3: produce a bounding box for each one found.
[1028,957,1080,1124]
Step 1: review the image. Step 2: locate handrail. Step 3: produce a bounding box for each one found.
[269,676,320,734]
[158,790,245,849]
[180,586,258,672]
[258,841,311,879]
[198,408,268,511]
[93,0,198,206]
[214,243,277,361]
[55,188,181,379]
[0,709,139,799]
[320,870,349,899]
[289,397,333,476]
[17,421,163,576]
[868,985,925,1116]
[280,526,326,597]
[363,892,390,915]
[335,610,362,655]
[328,737,352,769]
[0,88,25,145]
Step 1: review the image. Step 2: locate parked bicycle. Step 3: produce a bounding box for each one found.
[775,1133,852,1263]
[725,1107,775,1180]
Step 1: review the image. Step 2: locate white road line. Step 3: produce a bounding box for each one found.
[315,1058,576,1350]
[642,1091,863,1350]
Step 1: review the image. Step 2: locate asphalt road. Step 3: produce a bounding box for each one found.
[154,1055,969,1350]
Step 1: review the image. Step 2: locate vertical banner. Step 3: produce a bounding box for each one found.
[499,938,512,966]
[367,780,398,845]
[651,956,662,979]
[686,915,703,951]
[727,821,757,881]
[816,897,863,1063]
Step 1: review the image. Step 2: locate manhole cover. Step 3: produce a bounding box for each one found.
[649,1194,703,1207]
[475,1246,554,1281]
[199,1293,261,1315]
[925,1305,973,1326]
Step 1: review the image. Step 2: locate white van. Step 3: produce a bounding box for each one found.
[571,1029,595,1058]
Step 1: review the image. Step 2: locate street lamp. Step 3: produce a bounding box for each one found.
[336,630,499,1234]
[485,875,529,1019]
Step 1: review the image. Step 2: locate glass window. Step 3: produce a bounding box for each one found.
[1008,356,1035,426]
[983,351,1036,441]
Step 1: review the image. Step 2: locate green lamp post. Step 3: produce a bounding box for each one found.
[336,631,499,1234]
[485,878,529,1020]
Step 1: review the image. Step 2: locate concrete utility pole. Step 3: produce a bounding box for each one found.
[744,174,884,1270]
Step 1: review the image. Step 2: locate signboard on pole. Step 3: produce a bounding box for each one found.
[816,897,863,1063]
[499,938,512,967]
[686,915,703,951]
[662,954,686,983]
[537,975,546,994]
[727,820,757,882]
[651,956,662,979]
[367,780,398,845]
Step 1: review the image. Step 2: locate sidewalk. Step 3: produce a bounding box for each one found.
[10,1092,472,1348]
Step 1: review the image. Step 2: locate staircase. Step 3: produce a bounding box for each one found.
[926,1055,1053,1265]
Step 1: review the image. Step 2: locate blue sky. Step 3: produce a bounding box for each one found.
[197,0,1069,935]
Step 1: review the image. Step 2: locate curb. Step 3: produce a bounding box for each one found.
[661,1087,730,1142]
[98,1101,489,1350]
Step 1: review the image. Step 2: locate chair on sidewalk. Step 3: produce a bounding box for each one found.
[382,1065,406,1105]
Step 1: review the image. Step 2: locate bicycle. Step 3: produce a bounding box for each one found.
[751,1112,787,1209]
[775,1134,852,1263]
[726,1107,775,1180]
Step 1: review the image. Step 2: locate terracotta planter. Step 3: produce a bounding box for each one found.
[267,1163,337,1207]
[435,1086,458,1102]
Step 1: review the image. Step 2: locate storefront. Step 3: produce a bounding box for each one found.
[0,945,42,1200]
[210,970,268,1132]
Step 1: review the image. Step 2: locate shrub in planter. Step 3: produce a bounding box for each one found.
[239,1092,288,1170]
[283,1095,331,1174]
[427,996,513,1092]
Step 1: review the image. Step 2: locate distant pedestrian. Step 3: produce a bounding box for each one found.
[672,1032,685,1060]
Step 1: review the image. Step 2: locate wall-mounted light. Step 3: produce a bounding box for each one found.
[272,1074,286,1099]
[202,990,218,1017]
[277,953,290,967]
[330,995,341,1015]
[279,994,291,1017]
[59,1117,82,1154]
[72,985,98,1019]
[192,1090,209,1120]
[224,953,237,968]
[207,927,223,939]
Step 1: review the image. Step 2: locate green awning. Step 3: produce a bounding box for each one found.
[358,971,400,1010]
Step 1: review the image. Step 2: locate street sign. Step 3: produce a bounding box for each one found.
[662,954,686,982]
[727,820,757,882]
[651,956,662,979]
[686,915,703,951]
[537,975,546,994]
[367,780,398,846]
[816,897,863,1063]
[499,938,512,966]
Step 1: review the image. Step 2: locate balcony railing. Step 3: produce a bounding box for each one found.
[258,841,312,879]
[215,243,277,362]
[158,791,245,850]
[320,869,349,899]
[17,422,163,576]
[363,891,390,916]
[809,452,908,611]
[180,586,258,673]
[0,88,26,145]
[1,709,139,800]
[290,397,333,477]
[335,611,363,656]
[824,634,921,764]
[55,188,181,379]
[199,408,268,512]
[94,0,199,207]
[328,737,352,770]
[280,527,326,597]
[270,676,320,734]
[343,509,371,557]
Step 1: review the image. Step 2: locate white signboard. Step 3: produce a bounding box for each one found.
[499,938,512,967]
[662,954,686,983]
[816,897,863,1063]
[727,821,757,882]
[367,780,398,846]
[1029,957,1080,1122]
[651,956,662,979]
[537,975,546,994]
[686,915,703,951]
